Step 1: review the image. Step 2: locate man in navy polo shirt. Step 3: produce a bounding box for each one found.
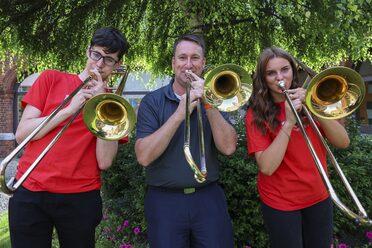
[135,33,237,248]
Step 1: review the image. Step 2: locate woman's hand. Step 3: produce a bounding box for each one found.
[284,87,305,126]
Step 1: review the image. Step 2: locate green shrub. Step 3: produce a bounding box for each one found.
[99,117,372,248]
[0,212,11,248]
[98,134,148,247]
[329,119,372,247]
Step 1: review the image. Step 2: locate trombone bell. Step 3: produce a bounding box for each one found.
[210,70,240,99]
[306,66,365,119]
[96,100,126,125]
[204,64,252,112]
[312,75,348,105]
[83,94,136,141]
[83,65,136,141]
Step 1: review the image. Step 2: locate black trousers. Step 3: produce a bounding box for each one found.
[261,197,333,248]
[145,182,234,248]
[8,186,102,248]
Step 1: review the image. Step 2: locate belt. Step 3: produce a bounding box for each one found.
[148,181,218,194]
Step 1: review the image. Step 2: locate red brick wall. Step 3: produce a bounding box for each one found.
[0,60,17,157]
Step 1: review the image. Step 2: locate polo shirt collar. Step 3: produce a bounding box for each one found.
[165,77,179,102]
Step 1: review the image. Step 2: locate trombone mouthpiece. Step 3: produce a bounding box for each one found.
[278,80,286,89]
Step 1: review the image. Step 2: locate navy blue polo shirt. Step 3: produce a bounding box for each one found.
[136,78,231,188]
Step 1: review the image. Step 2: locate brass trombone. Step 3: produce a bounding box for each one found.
[278,62,371,225]
[184,64,252,183]
[0,65,136,195]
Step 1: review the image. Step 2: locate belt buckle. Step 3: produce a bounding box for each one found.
[183,187,195,194]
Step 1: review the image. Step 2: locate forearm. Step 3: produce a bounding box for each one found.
[16,107,74,143]
[96,139,118,170]
[256,122,293,176]
[135,113,183,167]
[317,118,350,148]
[206,108,237,155]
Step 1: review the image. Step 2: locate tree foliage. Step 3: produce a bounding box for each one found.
[0,0,371,77]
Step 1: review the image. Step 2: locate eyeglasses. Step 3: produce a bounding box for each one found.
[88,49,118,67]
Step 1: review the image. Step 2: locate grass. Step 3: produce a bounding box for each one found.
[0,211,11,248]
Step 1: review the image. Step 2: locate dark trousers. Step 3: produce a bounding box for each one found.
[8,186,102,248]
[261,197,333,248]
[145,182,234,248]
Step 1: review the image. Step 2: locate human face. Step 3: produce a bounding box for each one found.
[265,57,293,102]
[172,40,205,89]
[86,46,121,80]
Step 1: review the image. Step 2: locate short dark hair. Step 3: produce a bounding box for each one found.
[172,33,206,56]
[90,27,130,60]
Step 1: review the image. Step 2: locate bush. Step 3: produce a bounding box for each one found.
[98,117,371,248]
[329,119,372,247]
[97,134,148,247]
[0,212,11,248]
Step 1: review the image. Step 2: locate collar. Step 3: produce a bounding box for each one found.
[164,77,180,102]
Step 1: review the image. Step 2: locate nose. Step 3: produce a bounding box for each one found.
[185,58,192,69]
[276,75,285,85]
[96,57,105,67]
[276,72,284,81]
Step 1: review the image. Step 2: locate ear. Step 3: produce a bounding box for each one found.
[112,60,122,72]
[86,46,91,58]
[171,57,175,71]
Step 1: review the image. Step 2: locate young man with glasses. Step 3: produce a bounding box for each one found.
[8,27,129,248]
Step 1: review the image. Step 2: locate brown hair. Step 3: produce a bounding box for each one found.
[172,33,206,56]
[248,47,302,134]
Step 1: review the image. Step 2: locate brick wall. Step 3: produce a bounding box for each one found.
[0,60,17,157]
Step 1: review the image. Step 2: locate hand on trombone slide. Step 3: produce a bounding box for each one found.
[88,67,106,95]
[282,86,306,125]
[185,70,204,101]
[67,68,106,114]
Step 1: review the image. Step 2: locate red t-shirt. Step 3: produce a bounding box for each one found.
[246,102,329,211]
[16,70,127,193]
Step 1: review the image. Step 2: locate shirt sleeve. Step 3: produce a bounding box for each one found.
[118,136,129,144]
[245,108,272,156]
[21,70,51,111]
[135,94,160,139]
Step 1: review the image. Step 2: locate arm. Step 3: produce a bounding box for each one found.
[317,118,350,149]
[135,94,199,167]
[16,70,104,143]
[254,88,303,176]
[16,88,94,143]
[254,120,293,176]
[135,112,183,167]
[205,107,237,155]
[96,139,118,170]
[187,70,237,155]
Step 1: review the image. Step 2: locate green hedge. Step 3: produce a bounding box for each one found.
[98,117,371,247]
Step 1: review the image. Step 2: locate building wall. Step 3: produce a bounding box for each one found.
[0,61,17,157]
[357,61,372,128]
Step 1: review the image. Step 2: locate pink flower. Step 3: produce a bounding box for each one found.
[123,220,129,227]
[117,225,123,232]
[367,231,372,239]
[133,226,141,235]
[338,244,347,248]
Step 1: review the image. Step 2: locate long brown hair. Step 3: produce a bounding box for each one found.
[248,47,301,134]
